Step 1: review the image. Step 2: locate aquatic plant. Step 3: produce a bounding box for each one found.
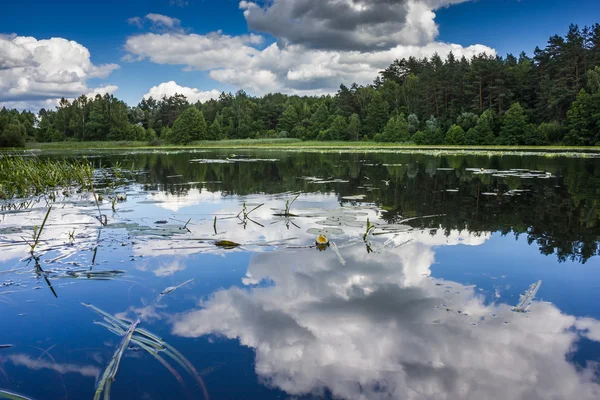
[28,206,51,255]
[273,193,301,217]
[513,280,542,312]
[363,218,375,241]
[0,154,95,199]
[0,389,35,400]
[94,317,140,400]
[83,296,209,400]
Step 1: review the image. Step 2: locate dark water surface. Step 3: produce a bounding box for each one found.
[1,149,600,400]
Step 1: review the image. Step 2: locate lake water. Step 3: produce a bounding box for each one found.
[1,149,599,400]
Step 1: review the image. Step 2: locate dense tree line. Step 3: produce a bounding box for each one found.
[2,23,600,147]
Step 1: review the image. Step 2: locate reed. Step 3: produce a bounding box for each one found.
[0,154,94,199]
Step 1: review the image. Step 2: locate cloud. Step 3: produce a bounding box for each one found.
[85,84,119,98]
[142,81,221,104]
[7,354,100,378]
[124,32,263,70]
[126,31,493,95]
[145,13,181,29]
[123,1,495,96]
[170,0,189,7]
[127,13,183,32]
[172,240,600,400]
[0,35,119,110]
[153,259,187,277]
[240,0,471,51]
[127,16,143,28]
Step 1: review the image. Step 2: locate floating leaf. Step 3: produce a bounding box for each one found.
[215,240,240,249]
[307,227,345,236]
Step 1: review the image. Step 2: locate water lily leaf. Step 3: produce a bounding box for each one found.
[307,227,345,236]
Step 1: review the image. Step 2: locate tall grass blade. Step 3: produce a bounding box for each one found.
[94,317,140,400]
[0,389,35,400]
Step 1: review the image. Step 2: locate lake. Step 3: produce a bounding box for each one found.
[1,149,599,400]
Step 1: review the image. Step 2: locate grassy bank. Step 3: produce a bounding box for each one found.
[23,139,600,152]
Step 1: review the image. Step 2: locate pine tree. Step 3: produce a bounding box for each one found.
[278,105,299,133]
[364,92,389,138]
[208,118,223,140]
[445,124,466,145]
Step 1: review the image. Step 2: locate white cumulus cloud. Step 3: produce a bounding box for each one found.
[143,81,221,104]
[124,31,263,69]
[128,32,494,96]
[127,1,495,97]
[0,35,119,110]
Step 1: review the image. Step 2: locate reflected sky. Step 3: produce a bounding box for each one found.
[173,240,600,400]
[1,150,599,400]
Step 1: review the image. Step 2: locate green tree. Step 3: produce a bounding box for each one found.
[170,107,205,144]
[364,92,389,137]
[375,114,409,142]
[0,120,26,147]
[498,103,528,145]
[407,113,419,135]
[278,105,299,133]
[347,113,361,141]
[208,118,223,140]
[412,131,427,145]
[422,116,444,144]
[465,109,496,145]
[445,124,466,145]
[565,89,600,145]
[456,112,478,131]
[319,116,347,141]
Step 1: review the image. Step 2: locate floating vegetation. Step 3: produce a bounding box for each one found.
[372,224,412,235]
[307,227,345,236]
[466,167,554,179]
[215,240,241,249]
[341,195,366,200]
[317,214,364,228]
[513,280,542,312]
[190,158,278,164]
[59,270,125,280]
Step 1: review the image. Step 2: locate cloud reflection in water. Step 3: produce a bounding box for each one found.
[173,232,600,400]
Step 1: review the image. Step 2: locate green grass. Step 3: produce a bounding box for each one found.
[0,155,95,199]
[22,139,600,152]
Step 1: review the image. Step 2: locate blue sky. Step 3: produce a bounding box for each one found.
[1,0,599,109]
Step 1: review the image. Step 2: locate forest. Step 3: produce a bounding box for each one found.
[1,23,600,147]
